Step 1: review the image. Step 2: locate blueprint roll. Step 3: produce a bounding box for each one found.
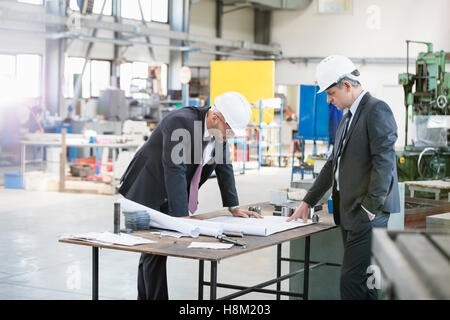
[182,219,223,237]
[221,222,267,236]
[116,198,200,238]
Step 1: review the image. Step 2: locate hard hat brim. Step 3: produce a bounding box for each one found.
[229,126,246,138]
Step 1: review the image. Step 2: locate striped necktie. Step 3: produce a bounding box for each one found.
[188,140,211,213]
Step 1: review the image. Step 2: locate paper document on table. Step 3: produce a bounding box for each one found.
[205,216,314,236]
[182,219,224,237]
[61,232,155,246]
[188,242,233,249]
[117,198,201,238]
[150,230,186,238]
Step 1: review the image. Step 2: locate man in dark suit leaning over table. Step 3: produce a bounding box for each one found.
[118,91,262,300]
[287,55,400,300]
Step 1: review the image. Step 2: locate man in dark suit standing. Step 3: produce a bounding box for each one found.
[287,55,400,300]
[119,91,262,300]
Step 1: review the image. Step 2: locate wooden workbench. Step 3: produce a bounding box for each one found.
[405,180,450,201]
[59,202,337,300]
[405,196,450,229]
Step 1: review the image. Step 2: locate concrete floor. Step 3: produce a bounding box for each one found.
[0,167,303,300]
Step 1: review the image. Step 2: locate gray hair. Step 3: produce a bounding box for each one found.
[336,70,361,89]
[336,76,361,88]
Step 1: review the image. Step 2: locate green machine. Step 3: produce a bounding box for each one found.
[397,40,450,181]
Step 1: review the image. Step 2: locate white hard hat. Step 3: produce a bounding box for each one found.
[213,91,251,137]
[316,55,359,93]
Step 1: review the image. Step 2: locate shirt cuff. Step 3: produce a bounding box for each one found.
[361,205,375,217]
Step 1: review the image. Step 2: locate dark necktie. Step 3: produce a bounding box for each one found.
[336,110,352,158]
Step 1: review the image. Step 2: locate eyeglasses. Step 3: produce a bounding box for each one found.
[211,105,235,136]
[215,112,235,136]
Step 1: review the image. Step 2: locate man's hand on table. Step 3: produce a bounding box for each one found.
[230,208,263,219]
[286,201,309,224]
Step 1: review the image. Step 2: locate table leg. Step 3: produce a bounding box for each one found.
[92,247,99,300]
[210,261,217,300]
[41,146,44,171]
[198,260,204,300]
[303,236,311,300]
[21,144,26,188]
[96,147,100,175]
[112,149,116,194]
[276,244,282,300]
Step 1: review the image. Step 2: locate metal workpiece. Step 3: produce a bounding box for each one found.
[273,203,298,217]
[308,207,320,223]
[216,235,247,249]
[113,202,120,234]
[312,213,320,223]
[281,206,291,217]
[248,205,262,215]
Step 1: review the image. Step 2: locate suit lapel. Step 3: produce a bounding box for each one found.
[332,114,349,173]
[333,113,349,158]
[341,92,371,154]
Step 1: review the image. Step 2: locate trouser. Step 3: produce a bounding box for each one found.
[340,211,390,300]
[137,202,169,300]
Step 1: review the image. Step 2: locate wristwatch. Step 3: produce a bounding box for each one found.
[228,205,240,212]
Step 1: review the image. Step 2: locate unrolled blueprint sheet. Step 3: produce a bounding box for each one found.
[205,216,314,236]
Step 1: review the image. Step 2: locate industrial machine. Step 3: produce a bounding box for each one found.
[397,40,450,181]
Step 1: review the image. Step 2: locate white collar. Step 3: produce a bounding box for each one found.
[204,114,213,140]
[349,90,367,116]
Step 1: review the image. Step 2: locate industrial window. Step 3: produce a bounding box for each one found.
[120,62,149,97]
[119,61,167,97]
[317,0,352,14]
[151,0,168,23]
[0,54,42,101]
[91,60,111,97]
[17,0,43,5]
[69,0,113,16]
[64,57,111,98]
[17,55,41,98]
[121,0,168,23]
[64,57,91,99]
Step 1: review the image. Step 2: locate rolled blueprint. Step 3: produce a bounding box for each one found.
[116,198,200,238]
[182,219,223,237]
[147,220,222,238]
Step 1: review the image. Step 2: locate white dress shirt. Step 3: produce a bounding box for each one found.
[203,116,215,166]
[334,90,375,218]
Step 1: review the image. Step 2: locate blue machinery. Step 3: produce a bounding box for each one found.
[291,85,330,181]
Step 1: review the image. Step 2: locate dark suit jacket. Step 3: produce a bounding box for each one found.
[303,92,400,230]
[118,106,239,217]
